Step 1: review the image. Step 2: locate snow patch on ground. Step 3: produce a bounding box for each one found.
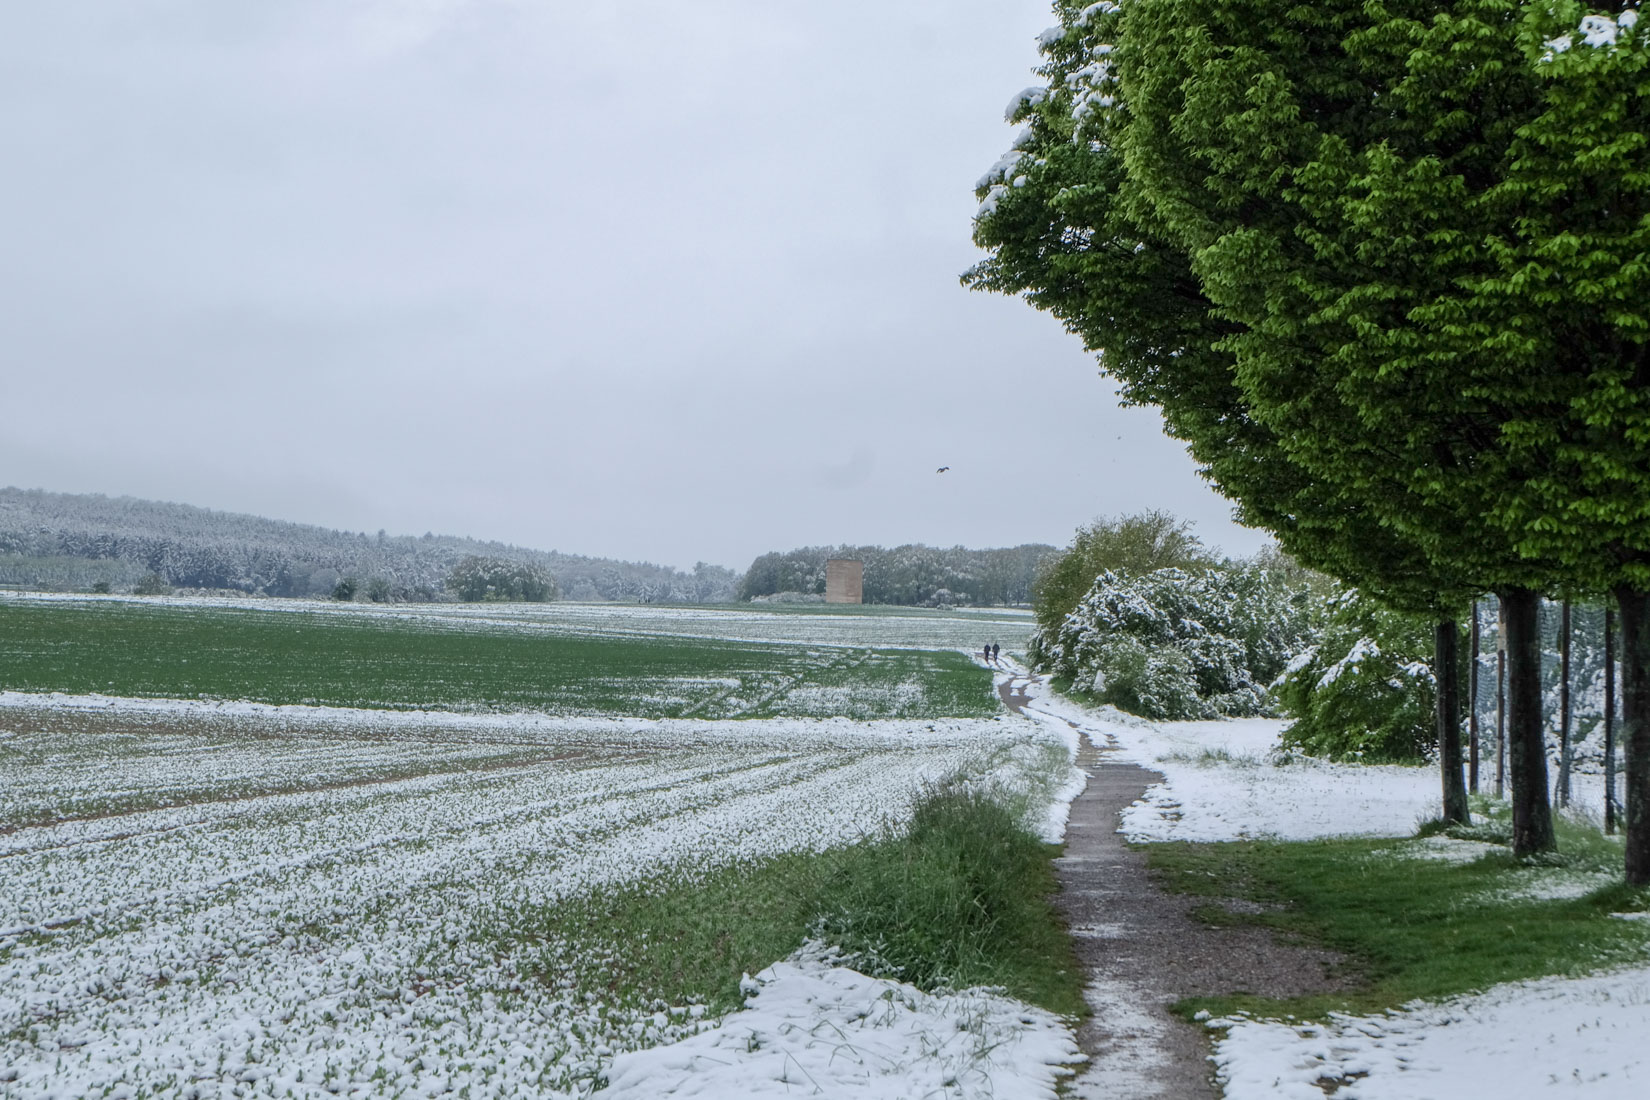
[600,945,1082,1100]
[1212,965,1650,1099]
[1020,683,1438,841]
[1488,866,1623,904]
[1385,835,1499,864]
[1066,974,1171,1099]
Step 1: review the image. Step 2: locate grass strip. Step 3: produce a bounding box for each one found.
[513,785,1086,1018]
[1147,805,1650,1021]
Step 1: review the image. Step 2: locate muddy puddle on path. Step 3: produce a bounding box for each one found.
[997,672,1035,714]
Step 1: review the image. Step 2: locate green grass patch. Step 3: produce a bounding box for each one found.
[1147,816,1650,1022]
[0,599,994,718]
[511,786,1086,1018]
[748,649,996,720]
[1159,747,1265,768]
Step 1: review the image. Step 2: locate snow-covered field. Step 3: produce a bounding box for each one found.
[6,641,1646,1099]
[0,690,1075,1099]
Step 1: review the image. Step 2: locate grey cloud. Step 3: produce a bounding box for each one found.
[2,0,1271,571]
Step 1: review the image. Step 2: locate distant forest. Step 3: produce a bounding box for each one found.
[0,488,1052,607]
[738,544,1054,607]
[0,488,738,602]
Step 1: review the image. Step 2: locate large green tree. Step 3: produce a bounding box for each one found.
[1107,0,1568,850]
[1469,5,1650,879]
[1134,0,1650,874]
[969,0,1488,826]
[1011,0,1650,872]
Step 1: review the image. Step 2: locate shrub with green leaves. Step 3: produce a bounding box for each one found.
[1273,592,1435,762]
[814,784,1068,995]
[1031,563,1323,719]
[1032,512,1214,633]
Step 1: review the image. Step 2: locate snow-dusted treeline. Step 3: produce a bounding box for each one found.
[738,543,1055,607]
[0,487,739,602]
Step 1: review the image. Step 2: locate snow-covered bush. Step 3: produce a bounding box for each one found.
[445,556,557,602]
[1272,592,1435,762]
[1031,512,1213,633]
[748,590,826,604]
[1029,564,1323,720]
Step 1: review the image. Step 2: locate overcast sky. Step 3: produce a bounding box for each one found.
[1,0,1270,571]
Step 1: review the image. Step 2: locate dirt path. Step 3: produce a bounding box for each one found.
[997,669,1033,713]
[1007,673,1345,1099]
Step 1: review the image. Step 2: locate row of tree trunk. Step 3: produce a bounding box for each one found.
[1433,591,1644,881]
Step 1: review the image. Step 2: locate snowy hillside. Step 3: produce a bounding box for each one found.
[0,487,737,601]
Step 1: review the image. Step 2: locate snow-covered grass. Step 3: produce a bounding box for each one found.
[523,775,1090,1028]
[0,691,1077,1098]
[1213,966,1650,1099]
[1021,685,1443,842]
[15,614,1645,1100]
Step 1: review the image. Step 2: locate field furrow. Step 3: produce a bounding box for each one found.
[0,694,1053,1099]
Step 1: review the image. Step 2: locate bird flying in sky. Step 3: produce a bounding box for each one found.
[936,466,950,473]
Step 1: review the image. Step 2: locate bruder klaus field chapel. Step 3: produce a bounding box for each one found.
[825,559,863,604]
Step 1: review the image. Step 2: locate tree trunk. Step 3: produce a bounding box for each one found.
[1502,588,1556,856]
[1436,618,1469,824]
[1606,606,1617,836]
[1616,588,1650,885]
[1496,599,1507,799]
[1557,600,1572,807]
[1469,600,1481,793]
